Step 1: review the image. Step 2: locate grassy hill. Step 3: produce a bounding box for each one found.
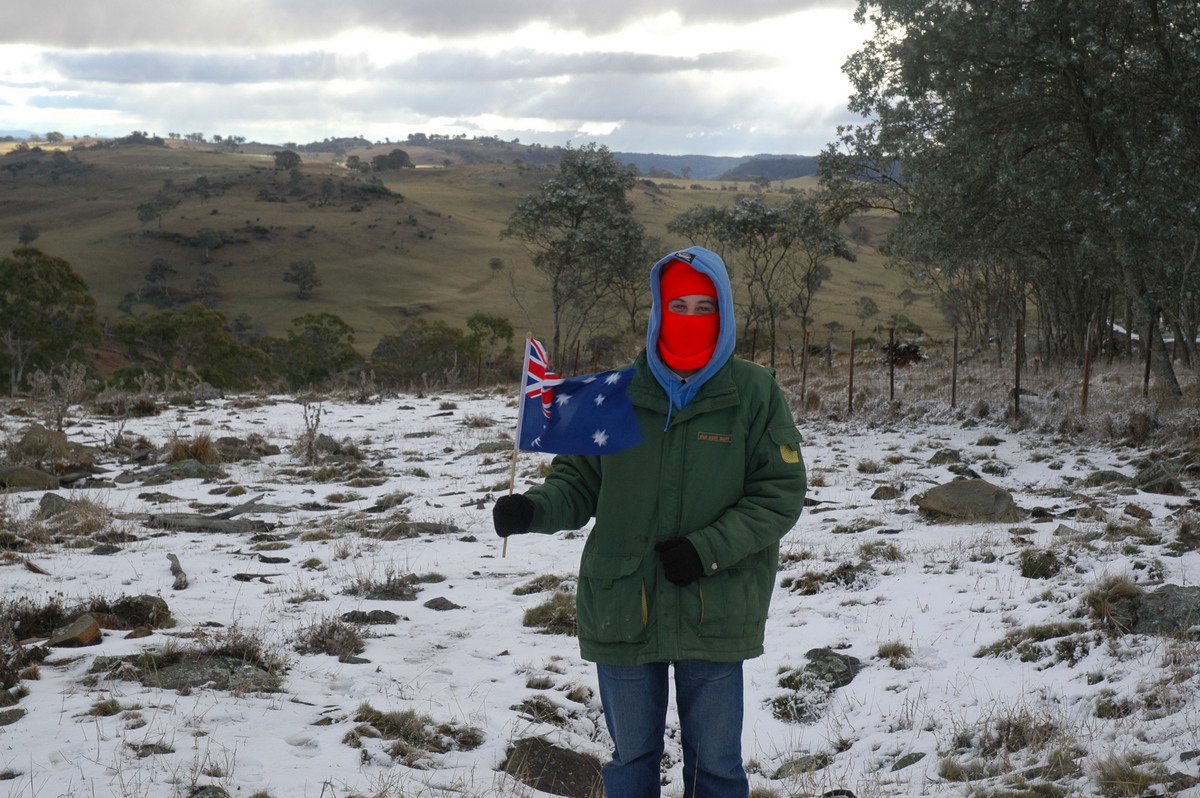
[1,137,933,358]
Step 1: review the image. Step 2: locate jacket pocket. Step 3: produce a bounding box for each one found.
[695,561,766,640]
[577,554,650,644]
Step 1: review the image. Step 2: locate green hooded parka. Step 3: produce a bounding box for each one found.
[523,350,806,665]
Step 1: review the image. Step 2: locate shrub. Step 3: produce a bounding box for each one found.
[770,667,833,723]
[1019,548,1062,579]
[974,621,1089,664]
[781,561,875,595]
[859,540,904,562]
[352,702,484,763]
[344,569,421,601]
[856,458,887,474]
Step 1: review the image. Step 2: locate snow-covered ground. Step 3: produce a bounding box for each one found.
[1,387,1198,798]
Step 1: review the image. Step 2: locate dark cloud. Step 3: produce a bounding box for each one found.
[43,51,370,85]
[38,47,768,88]
[387,48,773,83]
[1,1,853,47]
[89,63,853,156]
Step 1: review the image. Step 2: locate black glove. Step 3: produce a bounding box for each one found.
[654,537,704,587]
[493,494,534,537]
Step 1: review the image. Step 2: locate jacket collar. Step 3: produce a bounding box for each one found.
[630,351,740,426]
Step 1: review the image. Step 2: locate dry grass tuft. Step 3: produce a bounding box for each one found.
[167,432,221,464]
[877,640,914,669]
[1083,575,1143,634]
[294,617,365,658]
[1092,751,1168,798]
[522,590,577,636]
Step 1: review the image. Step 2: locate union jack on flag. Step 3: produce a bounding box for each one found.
[523,338,563,419]
[516,338,642,455]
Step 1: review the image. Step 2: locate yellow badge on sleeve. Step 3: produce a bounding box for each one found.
[780,444,800,464]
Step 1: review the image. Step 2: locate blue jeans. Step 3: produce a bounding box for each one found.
[596,660,748,798]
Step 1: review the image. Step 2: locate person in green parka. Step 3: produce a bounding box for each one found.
[493,245,807,798]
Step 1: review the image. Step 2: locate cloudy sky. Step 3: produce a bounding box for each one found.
[0,1,867,157]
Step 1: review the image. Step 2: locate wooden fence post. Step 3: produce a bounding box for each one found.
[1143,315,1154,397]
[951,327,959,409]
[848,332,856,415]
[888,327,896,402]
[801,330,810,408]
[1014,318,1023,419]
[1081,324,1093,414]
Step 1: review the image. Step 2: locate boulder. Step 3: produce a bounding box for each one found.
[870,485,903,501]
[500,737,603,798]
[1135,461,1187,496]
[141,459,227,484]
[144,655,281,693]
[1135,585,1200,637]
[215,435,280,461]
[1083,470,1133,487]
[109,595,171,627]
[37,492,71,519]
[915,479,1025,522]
[773,753,831,779]
[892,752,927,771]
[0,708,26,727]
[188,786,232,798]
[804,648,862,688]
[47,614,102,647]
[16,424,96,471]
[341,610,400,625]
[0,465,59,491]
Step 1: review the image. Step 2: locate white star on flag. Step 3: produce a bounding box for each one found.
[592,430,610,447]
[604,372,621,385]
[594,394,606,406]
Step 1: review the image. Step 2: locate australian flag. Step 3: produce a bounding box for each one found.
[517,338,642,455]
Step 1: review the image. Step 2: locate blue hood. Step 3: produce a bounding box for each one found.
[646,246,737,411]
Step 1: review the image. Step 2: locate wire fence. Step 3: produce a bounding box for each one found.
[448,323,1197,434]
[761,325,1199,423]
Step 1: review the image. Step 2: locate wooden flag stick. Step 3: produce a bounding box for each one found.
[504,333,533,558]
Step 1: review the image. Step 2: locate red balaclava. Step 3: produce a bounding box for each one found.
[658,260,720,372]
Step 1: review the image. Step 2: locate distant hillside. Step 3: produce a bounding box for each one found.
[714,155,820,182]
[611,153,819,181]
[0,135,919,356]
[611,153,753,181]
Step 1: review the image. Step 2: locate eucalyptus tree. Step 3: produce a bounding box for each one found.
[823,0,1200,387]
[502,143,650,361]
[0,248,101,394]
[669,192,856,365]
[112,303,272,389]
